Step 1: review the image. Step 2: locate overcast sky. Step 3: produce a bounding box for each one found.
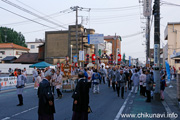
[0,0,180,63]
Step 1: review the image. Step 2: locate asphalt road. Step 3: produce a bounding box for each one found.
[0,83,131,120]
[0,83,175,120]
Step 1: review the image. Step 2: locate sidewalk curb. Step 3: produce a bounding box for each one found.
[0,83,34,94]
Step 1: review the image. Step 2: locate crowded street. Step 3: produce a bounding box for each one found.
[0,73,179,120]
[1,0,180,120]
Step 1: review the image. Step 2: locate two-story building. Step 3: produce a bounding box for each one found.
[26,39,44,53]
[164,22,180,70]
[0,43,29,62]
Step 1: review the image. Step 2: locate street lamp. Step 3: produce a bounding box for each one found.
[71,45,73,64]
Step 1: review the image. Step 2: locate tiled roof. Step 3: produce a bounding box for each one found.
[14,53,39,64]
[0,43,29,50]
[2,56,17,61]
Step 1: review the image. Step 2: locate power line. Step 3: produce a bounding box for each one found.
[0,6,59,30]
[90,5,139,10]
[91,18,137,24]
[91,7,140,12]
[1,12,62,26]
[15,0,68,26]
[90,14,139,21]
[121,32,144,38]
[161,1,180,7]
[23,22,75,34]
[1,0,67,29]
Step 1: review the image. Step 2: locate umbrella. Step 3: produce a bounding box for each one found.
[29,61,53,68]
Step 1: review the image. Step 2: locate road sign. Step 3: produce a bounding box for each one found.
[154,44,159,67]
[79,51,84,61]
[88,34,104,44]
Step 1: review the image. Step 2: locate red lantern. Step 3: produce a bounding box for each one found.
[92,54,96,64]
[109,54,113,65]
[118,54,121,65]
[75,63,78,67]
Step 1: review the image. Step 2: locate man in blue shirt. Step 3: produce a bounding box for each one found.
[92,69,101,93]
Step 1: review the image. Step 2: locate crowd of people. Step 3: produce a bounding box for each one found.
[11,64,171,120]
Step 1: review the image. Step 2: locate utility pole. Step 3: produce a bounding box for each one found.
[153,0,161,101]
[70,6,80,56]
[114,33,117,65]
[146,16,150,67]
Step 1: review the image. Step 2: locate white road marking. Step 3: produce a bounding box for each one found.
[114,92,132,120]
[1,98,59,120]
[1,106,38,120]
[1,117,10,120]
[11,106,38,117]
[162,101,175,120]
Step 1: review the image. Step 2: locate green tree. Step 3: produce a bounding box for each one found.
[0,34,2,43]
[0,27,27,47]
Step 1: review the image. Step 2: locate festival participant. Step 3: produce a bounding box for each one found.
[123,69,129,92]
[8,68,13,76]
[72,72,91,120]
[87,68,92,82]
[139,70,146,96]
[14,68,18,77]
[128,69,133,90]
[145,70,153,103]
[41,69,45,79]
[22,68,27,77]
[99,66,106,84]
[110,67,118,91]
[51,69,57,94]
[38,69,55,120]
[36,71,42,88]
[115,70,126,99]
[55,70,63,99]
[32,67,38,82]
[160,75,166,101]
[92,69,101,93]
[107,67,112,88]
[16,69,26,106]
[131,69,140,94]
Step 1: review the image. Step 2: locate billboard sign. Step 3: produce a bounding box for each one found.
[88,34,104,44]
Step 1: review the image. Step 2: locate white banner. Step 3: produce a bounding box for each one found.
[0,77,17,87]
[79,51,85,61]
[143,0,152,17]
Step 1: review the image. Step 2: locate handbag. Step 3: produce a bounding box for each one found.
[88,106,92,114]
